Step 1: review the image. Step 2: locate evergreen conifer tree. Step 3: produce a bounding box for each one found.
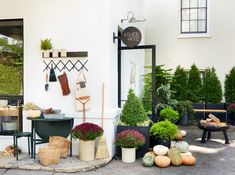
[225,67,235,103]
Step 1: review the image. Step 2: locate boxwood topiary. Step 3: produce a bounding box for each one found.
[120,89,148,126]
[159,107,179,123]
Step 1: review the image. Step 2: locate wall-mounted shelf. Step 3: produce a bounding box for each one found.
[42,51,88,58]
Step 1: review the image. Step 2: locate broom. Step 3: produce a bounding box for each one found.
[95,83,110,159]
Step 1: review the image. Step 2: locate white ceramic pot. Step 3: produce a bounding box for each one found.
[26,109,41,118]
[121,147,136,163]
[2,122,17,131]
[60,49,67,57]
[79,140,95,161]
[52,50,59,57]
[42,50,50,58]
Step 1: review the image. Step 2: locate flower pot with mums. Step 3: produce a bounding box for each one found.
[115,129,145,163]
[72,122,103,161]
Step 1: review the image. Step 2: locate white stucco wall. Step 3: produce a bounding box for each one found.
[0,0,146,156]
[145,0,235,92]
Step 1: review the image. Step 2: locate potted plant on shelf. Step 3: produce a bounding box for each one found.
[23,102,41,118]
[115,129,145,163]
[117,89,150,158]
[149,120,178,148]
[72,122,103,161]
[41,38,52,58]
[159,107,179,123]
[176,100,193,125]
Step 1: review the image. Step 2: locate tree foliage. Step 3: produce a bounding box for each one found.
[187,64,203,103]
[203,67,222,103]
[120,89,148,126]
[171,65,188,101]
[225,67,235,103]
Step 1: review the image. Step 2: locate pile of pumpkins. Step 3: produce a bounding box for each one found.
[142,130,196,168]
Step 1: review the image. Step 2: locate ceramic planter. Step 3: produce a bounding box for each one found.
[79,140,95,161]
[52,50,59,57]
[26,109,41,118]
[42,50,50,58]
[60,49,67,57]
[121,147,136,163]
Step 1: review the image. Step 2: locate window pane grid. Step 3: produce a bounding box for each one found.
[181,0,207,34]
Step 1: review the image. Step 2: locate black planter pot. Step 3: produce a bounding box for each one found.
[176,113,189,126]
[116,125,150,158]
[151,137,171,148]
[229,111,235,125]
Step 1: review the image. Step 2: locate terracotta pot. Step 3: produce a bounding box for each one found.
[79,140,95,161]
[121,147,136,163]
[26,109,41,118]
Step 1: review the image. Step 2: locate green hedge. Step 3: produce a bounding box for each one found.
[0,64,22,95]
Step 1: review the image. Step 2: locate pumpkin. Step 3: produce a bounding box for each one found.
[154,155,171,168]
[180,130,187,137]
[144,151,156,159]
[142,155,155,167]
[153,145,169,156]
[175,141,189,153]
[175,131,183,141]
[167,148,182,166]
[180,152,192,157]
[171,141,176,148]
[181,155,196,166]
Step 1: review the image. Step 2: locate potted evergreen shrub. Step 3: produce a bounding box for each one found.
[117,89,150,158]
[115,129,145,163]
[159,107,179,123]
[149,120,178,148]
[176,100,193,125]
[41,38,52,58]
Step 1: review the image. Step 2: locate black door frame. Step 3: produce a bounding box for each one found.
[117,30,157,122]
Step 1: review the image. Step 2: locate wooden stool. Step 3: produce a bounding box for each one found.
[13,132,31,160]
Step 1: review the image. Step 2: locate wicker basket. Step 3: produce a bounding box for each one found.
[39,147,61,166]
[49,136,70,158]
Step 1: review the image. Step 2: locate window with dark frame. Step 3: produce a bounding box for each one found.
[181,0,207,34]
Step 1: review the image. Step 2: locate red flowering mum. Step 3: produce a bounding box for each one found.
[72,123,103,141]
[115,129,145,148]
[228,103,235,112]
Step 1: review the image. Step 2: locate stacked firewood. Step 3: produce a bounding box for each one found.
[200,114,227,127]
[2,145,21,156]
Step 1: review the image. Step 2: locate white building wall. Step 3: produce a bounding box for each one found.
[0,0,146,156]
[145,0,235,92]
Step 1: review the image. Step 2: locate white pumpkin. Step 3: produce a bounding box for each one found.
[175,141,189,153]
[180,130,187,137]
[181,151,192,157]
[153,145,169,156]
[171,141,176,148]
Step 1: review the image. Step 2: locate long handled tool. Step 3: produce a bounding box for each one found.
[76,96,90,123]
[95,83,110,159]
[45,69,49,91]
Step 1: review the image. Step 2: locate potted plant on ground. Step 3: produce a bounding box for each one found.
[176,101,193,125]
[115,129,145,163]
[23,102,41,118]
[159,107,179,123]
[227,103,235,125]
[149,120,178,148]
[117,89,150,158]
[41,38,52,58]
[72,122,103,161]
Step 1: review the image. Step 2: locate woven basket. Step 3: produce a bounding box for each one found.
[49,136,70,158]
[39,147,61,166]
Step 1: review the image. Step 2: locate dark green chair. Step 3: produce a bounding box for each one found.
[13,132,31,160]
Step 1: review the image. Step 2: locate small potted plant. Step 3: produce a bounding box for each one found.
[72,122,103,161]
[149,120,178,148]
[41,38,52,58]
[159,107,179,123]
[227,103,235,125]
[176,100,193,125]
[115,129,145,163]
[23,102,41,118]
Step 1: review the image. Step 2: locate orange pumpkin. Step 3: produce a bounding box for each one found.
[181,155,196,166]
[175,131,183,141]
[154,155,171,168]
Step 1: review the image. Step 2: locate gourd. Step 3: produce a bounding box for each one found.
[175,141,189,153]
[181,155,196,166]
[144,151,156,159]
[153,145,169,156]
[142,155,155,167]
[175,131,183,141]
[180,130,187,137]
[180,152,192,157]
[167,148,182,166]
[154,155,171,168]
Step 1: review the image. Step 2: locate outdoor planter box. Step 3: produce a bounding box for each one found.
[116,125,150,158]
[176,113,189,126]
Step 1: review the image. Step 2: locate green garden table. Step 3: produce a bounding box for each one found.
[27,117,74,159]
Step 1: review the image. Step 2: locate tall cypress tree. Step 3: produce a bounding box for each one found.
[203,67,222,103]
[225,67,235,103]
[171,65,188,101]
[187,64,203,103]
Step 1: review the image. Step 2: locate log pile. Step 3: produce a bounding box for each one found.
[200,114,227,127]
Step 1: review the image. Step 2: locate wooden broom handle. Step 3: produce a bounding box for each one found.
[101,83,104,128]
